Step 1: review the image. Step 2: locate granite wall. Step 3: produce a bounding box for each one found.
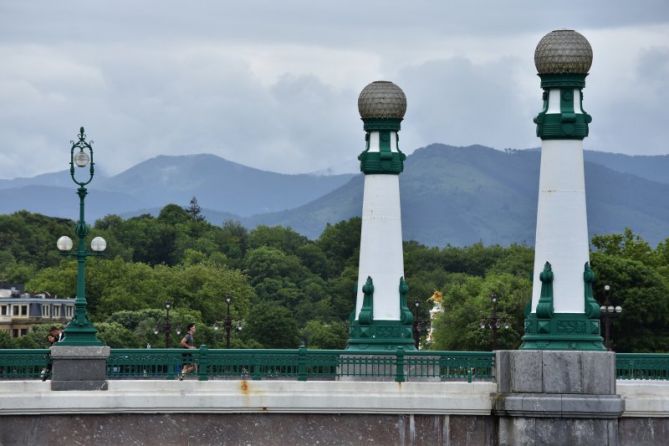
[1,413,668,445]
[0,414,494,446]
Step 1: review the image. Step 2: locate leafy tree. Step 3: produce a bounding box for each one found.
[0,330,15,348]
[185,197,205,222]
[248,225,309,255]
[431,273,530,350]
[95,322,142,348]
[215,220,248,266]
[14,324,53,348]
[317,218,361,277]
[244,303,300,348]
[300,320,347,349]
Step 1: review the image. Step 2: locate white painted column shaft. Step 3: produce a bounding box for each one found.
[531,139,590,314]
[355,130,404,321]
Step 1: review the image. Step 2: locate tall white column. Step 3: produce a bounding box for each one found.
[356,169,404,321]
[521,29,604,351]
[347,81,415,350]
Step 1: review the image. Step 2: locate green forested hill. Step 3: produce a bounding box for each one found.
[246,144,669,246]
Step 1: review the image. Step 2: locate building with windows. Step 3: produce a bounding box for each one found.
[0,284,75,337]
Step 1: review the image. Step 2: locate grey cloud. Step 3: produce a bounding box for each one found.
[587,46,669,155]
[2,1,667,47]
[0,1,667,180]
[397,56,537,152]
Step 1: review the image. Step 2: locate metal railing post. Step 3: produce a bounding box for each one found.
[395,347,405,383]
[198,345,209,381]
[298,346,307,381]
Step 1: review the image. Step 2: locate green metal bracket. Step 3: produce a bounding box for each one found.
[358,276,374,324]
[521,261,605,351]
[583,262,601,319]
[347,276,415,351]
[399,277,413,325]
[534,73,591,140]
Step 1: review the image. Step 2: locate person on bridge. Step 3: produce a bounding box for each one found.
[178,323,197,380]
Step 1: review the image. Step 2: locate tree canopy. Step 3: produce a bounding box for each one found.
[0,207,667,352]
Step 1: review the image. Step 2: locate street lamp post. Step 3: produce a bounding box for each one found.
[480,293,510,350]
[56,127,106,346]
[224,297,232,349]
[412,301,426,349]
[163,302,172,348]
[600,284,622,351]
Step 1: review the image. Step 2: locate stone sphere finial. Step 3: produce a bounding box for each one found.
[534,30,593,75]
[358,81,407,120]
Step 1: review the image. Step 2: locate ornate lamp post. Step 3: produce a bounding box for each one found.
[56,127,106,346]
[600,285,622,351]
[224,297,232,348]
[412,301,428,349]
[163,302,172,347]
[479,293,510,350]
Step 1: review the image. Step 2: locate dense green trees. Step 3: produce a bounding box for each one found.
[0,207,667,352]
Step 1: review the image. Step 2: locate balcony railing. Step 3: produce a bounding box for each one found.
[616,353,669,381]
[3,349,669,383]
[107,347,495,382]
[0,349,50,379]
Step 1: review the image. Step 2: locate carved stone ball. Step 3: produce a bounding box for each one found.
[358,81,407,119]
[534,30,593,75]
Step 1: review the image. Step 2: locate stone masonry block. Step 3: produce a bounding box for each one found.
[542,351,582,393]
[510,351,543,393]
[581,351,616,395]
[496,351,511,393]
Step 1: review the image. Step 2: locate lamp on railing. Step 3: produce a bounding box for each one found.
[412,301,428,349]
[213,297,243,349]
[479,293,510,350]
[224,296,232,349]
[55,127,106,346]
[600,284,622,351]
[162,302,172,347]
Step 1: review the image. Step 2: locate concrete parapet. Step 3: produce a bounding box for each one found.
[50,345,110,391]
[495,350,624,446]
[496,350,616,395]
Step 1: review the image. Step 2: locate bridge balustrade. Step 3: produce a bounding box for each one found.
[2,348,668,382]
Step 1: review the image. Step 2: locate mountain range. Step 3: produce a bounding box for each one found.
[1,145,667,246]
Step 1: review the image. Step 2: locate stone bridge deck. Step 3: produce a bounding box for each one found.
[1,380,668,445]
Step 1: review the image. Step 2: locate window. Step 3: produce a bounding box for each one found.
[41,305,50,317]
[53,306,61,318]
[13,305,28,317]
[12,329,19,337]
[65,306,73,318]
[20,328,27,336]
[0,305,7,316]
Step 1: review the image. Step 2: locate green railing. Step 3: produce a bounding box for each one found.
[0,349,50,380]
[4,349,669,382]
[616,353,669,381]
[108,347,495,382]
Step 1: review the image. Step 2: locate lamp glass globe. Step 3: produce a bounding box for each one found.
[90,236,107,252]
[57,236,73,252]
[74,150,90,168]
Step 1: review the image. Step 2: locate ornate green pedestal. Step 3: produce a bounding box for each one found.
[347,277,416,351]
[520,262,605,351]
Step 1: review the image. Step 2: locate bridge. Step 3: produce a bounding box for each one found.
[1,348,668,445]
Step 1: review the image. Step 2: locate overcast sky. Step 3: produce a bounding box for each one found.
[1,1,668,179]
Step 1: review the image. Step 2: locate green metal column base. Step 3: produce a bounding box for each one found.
[59,327,104,346]
[347,320,416,351]
[520,313,605,351]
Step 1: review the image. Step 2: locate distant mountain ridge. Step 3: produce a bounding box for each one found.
[244,144,669,246]
[0,146,667,246]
